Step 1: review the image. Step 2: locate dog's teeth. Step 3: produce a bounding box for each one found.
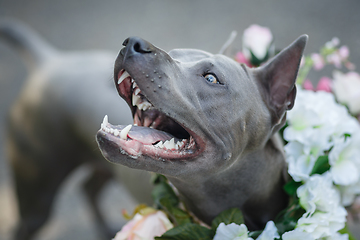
[134,88,141,95]
[169,138,175,149]
[176,140,183,149]
[155,141,164,148]
[131,78,135,83]
[101,115,109,129]
[132,81,137,89]
[138,102,152,111]
[114,129,120,136]
[118,71,130,84]
[163,138,176,149]
[120,125,132,140]
[132,94,142,106]
[103,115,108,125]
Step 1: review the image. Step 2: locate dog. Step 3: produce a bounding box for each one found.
[1,20,153,240]
[96,35,308,230]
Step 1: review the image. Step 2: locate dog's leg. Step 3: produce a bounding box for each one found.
[82,163,114,239]
[9,153,77,240]
[6,123,79,240]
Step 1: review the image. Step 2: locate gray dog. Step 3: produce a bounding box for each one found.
[96,35,307,230]
[1,20,153,240]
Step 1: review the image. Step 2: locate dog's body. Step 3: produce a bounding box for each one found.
[2,19,307,237]
[97,36,307,229]
[1,21,153,240]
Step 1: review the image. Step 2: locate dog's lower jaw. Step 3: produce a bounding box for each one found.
[166,137,289,230]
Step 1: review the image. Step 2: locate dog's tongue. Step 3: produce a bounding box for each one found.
[127,125,178,144]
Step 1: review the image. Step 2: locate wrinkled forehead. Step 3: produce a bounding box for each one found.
[168,48,247,83]
[168,48,214,62]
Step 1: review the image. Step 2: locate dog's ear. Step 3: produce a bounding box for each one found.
[254,35,308,123]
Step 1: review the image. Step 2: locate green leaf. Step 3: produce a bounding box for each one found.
[155,223,214,240]
[274,200,305,235]
[152,181,179,207]
[278,123,289,144]
[159,198,192,226]
[249,230,263,239]
[249,50,270,67]
[211,208,244,230]
[339,224,357,240]
[310,155,330,175]
[283,179,302,196]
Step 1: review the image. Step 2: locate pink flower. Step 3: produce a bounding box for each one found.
[339,46,350,60]
[327,53,342,68]
[235,51,252,67]
[113,210,173,240]
[303,79,314,91]
[311,53,325,70]
[316,77,332,92]
[302,78,332,93]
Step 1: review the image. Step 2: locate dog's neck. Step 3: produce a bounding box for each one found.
[167,134,287,229]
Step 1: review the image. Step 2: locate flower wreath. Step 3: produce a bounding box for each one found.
[113,25,360,240]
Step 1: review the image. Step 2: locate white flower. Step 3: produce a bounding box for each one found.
[296,206,347,239]
[332,71,360,115]
[242,24,274,61]
[325,37,340,48]
[284,88,360,182]
[282,229,315,240]
[297,173,341,216]
[214,223,253,240]
[324,232,349,240]
[338,181,360,206]
[256,221,279,240]
[329,133,360,186]
[113,210,173,240]
[285,88,359,143]
[285,141,318,182]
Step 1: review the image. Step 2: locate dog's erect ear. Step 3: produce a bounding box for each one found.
[254,35,308,123]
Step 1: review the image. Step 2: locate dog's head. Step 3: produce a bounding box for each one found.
[96,35,307,178]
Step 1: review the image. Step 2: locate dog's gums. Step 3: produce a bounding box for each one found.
[98,69,201,160]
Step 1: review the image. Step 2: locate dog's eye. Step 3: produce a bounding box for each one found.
[204,73,219,84]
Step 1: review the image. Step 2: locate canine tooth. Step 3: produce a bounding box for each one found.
[131,78,135,83]
[120,125,132,140]
[102,115,109,126]
[118,71,130,84]
[132,94,142,106]
[132,81,137,89]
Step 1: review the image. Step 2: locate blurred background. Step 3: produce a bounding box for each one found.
[0,0,359,239]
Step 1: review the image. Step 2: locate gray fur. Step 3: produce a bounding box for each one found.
[97,35,307,229]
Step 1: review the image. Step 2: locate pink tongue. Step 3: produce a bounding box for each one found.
[127,126,177,144]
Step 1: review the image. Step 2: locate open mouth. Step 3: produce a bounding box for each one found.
[98,69,202,160]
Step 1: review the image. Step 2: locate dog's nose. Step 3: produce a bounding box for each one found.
[122,37,153,55]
